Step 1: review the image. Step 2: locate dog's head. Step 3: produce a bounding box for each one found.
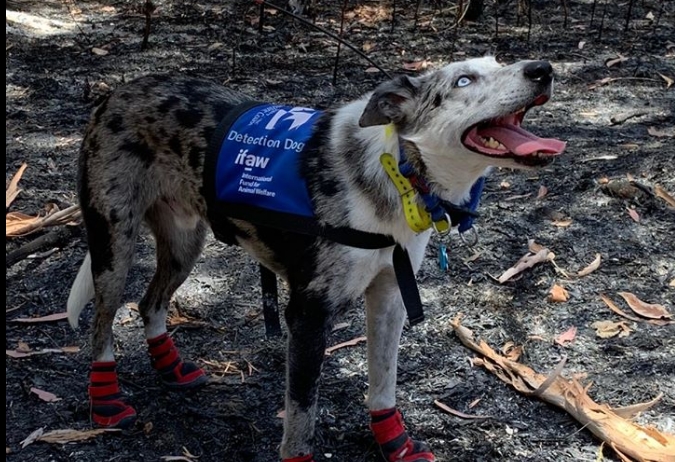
[359,57,566,180]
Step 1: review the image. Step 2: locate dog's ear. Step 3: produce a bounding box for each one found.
[359,75,419,128]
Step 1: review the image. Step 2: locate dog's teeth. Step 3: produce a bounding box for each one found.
[481,137,506,150]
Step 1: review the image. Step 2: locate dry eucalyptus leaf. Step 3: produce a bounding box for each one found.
[591,320,631,339]
[6,162,27,209]
[605,55,627,68]
[654,185,675,208]
[648,126,673,138]
[627,208,640,223]
[548,284,569,303]
[618,292,672,320]
[498,247,554,283]
[555,326,577,346]
[657,73,673,88]
[13,312,68,323]
[552,219,573,227]
[30,387,61,403]
[536,185,548,199]
[37,428,120,444]
[324,336,366,355]
[91,47,109,56]
[577,253,601,277]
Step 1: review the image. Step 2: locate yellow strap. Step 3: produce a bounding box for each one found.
[380,153,433,233]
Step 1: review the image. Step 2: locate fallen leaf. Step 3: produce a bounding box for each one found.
[144,422,153,435]
[670,279,675,288]
[30,387,62,403]
[13,312,68,323]
[91,47,109,56]
[605,55,627,68]
[325,336,367,355]
[654,185,675,208]
[647,126,673,138]
[597,177,610,185]
[362,41,375,52]
[618,292,672,320]
[612,393,663,419]
[578,253,602,277]
[627,208,640,223]
[548,284,569,303]
[161,447,200,461]
[536,185,548,199]
[657,73,673,88]
[6,346,79,358]
[555,326,577,346]
[499,244,554,283]
[364,67,381,73]
[277,409,285,419]
[468,398,481,408]
[6,162,28,209]
[402,60,430,71]
[528,240,544,253]
[578,41,585,50]
[500,181,511,189]
[332,322,350,331]
[645,11,655,21]
[37,428,120,444]
[6,211,42,236]
[591,320,631,339]
[600,294,642,322]
[552,219,573,227]
[20,428,44,448]
[433,400,492,420]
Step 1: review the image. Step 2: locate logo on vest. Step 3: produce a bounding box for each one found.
[235,148,270,171]
[265,107,315,131]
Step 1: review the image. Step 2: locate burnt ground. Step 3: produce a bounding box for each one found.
[5,1,675,461]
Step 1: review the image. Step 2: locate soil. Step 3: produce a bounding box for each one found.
[5,1,675,462]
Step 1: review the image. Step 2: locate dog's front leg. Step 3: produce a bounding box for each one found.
[280,290,333,462]
[365,269,435,462]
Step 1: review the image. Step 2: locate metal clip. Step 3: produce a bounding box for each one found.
[459,226,479,247]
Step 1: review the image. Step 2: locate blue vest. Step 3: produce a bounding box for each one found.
[212,103,322,218]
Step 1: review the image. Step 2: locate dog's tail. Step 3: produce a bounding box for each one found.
[67,252,95,328]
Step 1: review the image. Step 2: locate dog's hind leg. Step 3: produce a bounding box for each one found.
[365,269,435,462]
[139,200,208,389]
[80,187,145,428]
[280,289,335,462]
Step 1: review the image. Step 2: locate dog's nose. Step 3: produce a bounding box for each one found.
[523,61,553,83]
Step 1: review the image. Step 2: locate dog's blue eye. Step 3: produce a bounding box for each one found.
[455,76,473,88]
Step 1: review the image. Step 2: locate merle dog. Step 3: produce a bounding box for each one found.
[67,57,565,461]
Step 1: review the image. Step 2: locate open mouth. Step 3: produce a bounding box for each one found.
[461,95,566,167]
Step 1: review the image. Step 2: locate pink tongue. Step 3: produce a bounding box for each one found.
[478,124,566,156]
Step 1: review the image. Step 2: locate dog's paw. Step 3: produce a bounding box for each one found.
[370,408,435,462]
[89,361,137,428]
[90,398,137,429]
[147,333,208,390]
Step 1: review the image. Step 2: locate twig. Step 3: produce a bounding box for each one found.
[332,0,349,86]
[141,0,156,51]
[597,0,607,40]
[255,1,392,79]
[624,0,636,34]
[6,227,79,267]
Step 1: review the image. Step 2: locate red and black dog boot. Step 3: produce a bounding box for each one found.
[89,361,137,428]
[282,455,315,462]
[370,408,435,462]
[147,333,207,390]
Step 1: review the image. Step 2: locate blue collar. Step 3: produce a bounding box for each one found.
[396,139,485,234]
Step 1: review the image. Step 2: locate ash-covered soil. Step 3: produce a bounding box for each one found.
[6,1,674,461]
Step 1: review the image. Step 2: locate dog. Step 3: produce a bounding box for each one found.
[67,56,565,462]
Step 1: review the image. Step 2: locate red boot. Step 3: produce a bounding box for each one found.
[370,408,435,462]
[147,333,207,389]
[89,361,137,428]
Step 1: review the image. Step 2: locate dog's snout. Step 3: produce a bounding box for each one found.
[523,61,553,83]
